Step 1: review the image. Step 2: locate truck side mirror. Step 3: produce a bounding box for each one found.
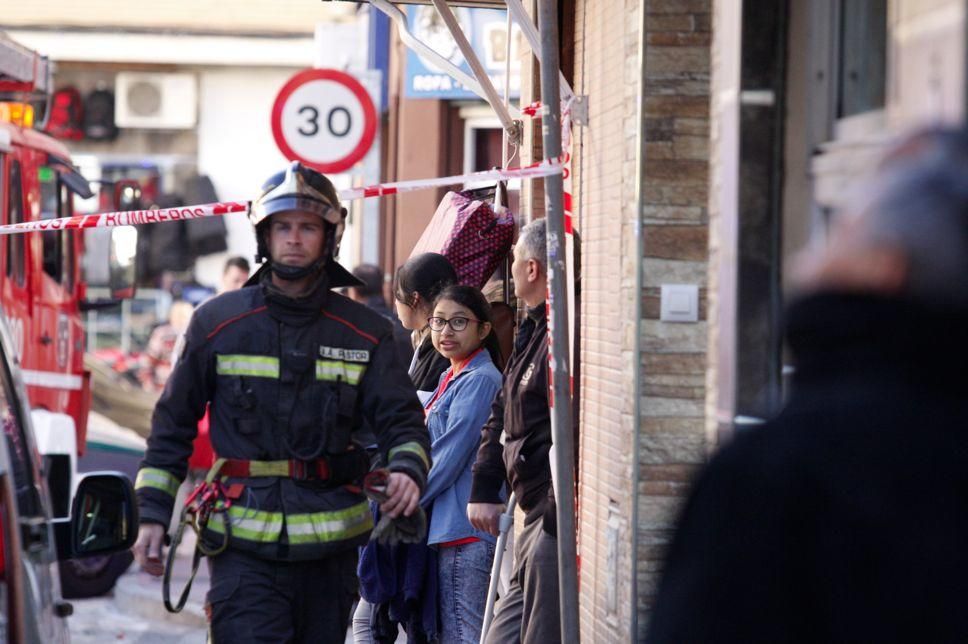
[108,226,138,300]
[52,472,138,561]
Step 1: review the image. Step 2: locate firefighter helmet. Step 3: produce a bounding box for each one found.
[250,162,347,266]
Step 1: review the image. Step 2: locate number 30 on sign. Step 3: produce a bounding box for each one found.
[271,69,377,174]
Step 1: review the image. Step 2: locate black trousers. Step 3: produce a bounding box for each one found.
[206,547,358,643]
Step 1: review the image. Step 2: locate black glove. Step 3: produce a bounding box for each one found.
[363,469,427,545]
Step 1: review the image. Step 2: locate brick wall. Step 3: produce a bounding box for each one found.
[570,0,641,638]
[635,3,711,636]
[568,0,711,638]
[502,0,713,638]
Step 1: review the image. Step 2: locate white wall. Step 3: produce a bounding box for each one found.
[195,68,295,285]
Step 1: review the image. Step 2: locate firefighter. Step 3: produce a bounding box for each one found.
[132,162,431,642]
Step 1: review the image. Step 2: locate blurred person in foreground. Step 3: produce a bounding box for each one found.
[351,262,414,367]
[647,127,968,643]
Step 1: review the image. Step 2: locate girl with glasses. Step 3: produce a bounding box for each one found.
[422,285,503,644]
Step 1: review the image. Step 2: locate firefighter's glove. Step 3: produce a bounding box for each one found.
[364,469,427,546]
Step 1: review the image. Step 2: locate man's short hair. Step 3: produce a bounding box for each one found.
[857,127,968,306]
[223,256,250,275]
[352,263,384,298]
[518,217,547,273]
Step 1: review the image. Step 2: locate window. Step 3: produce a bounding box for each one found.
[39,166,62,282]
[837,0,887,118]
[38,168,74,289]
[6,162,24,287]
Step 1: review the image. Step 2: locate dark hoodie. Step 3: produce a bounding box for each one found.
[647,292,968,643]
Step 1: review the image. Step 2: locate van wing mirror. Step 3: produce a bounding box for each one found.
[53,472,138,561]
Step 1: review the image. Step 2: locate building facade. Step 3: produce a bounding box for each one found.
[464,0,965,641]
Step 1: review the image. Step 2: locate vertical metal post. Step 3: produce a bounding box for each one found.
[537,0,580,640]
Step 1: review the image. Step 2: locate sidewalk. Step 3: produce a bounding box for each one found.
[67,529,208,644]
[114,528,210,629]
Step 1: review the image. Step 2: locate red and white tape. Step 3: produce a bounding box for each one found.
[0,160,566,236]
[0,201,249,236]
[337,156,565,201]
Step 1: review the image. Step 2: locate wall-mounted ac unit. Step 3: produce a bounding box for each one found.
[115,72,197,129]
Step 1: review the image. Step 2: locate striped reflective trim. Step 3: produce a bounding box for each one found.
[208,506,283,543]
[287,501,373,544]
[315,360,366,385]
[21,370,83,391]
[216,354,279,378]
[388,441,431,470]
[246,460,292,477]
[134,467,180,498]
[206,502,372,545]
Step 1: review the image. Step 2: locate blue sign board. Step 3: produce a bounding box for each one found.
[404,6,522,100]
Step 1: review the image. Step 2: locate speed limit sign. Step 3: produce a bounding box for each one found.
[271,69,377,174]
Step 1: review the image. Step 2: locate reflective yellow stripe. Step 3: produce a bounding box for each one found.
[208,506,283,543]
[388,441,430,471]
[216,354,279,378]
[246,460,291,477]
[315,360,366,385]
[206,502,372,545]
[135,467,180,498]
[286,501,373,544]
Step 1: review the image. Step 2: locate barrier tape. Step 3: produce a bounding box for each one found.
[0,160,565,236]
[338,156,564,201]
[0,201,249,236]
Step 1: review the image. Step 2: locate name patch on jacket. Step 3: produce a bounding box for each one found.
[520,362,536,385]
[319,345,370,363]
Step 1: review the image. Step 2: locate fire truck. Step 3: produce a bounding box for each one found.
[0,33,139,597]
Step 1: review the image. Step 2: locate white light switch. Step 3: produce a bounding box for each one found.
[660,284,699,322]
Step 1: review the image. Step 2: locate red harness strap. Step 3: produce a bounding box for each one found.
[219,458,332,480]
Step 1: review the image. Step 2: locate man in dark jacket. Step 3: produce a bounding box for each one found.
[647,128,968,643]
[132,162,430,642]
[468,217,562,644]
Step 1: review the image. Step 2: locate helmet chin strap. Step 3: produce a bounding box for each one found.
[270,257,327,281]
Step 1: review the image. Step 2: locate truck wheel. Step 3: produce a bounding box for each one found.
[58,550,133,599]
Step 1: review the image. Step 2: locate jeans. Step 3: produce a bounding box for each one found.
[437,540,496,644]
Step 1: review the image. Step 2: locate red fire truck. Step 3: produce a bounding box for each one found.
[0,33,139,597]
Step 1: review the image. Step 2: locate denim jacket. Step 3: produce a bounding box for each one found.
[421,350,503,545]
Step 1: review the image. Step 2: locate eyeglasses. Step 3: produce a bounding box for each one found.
[427,316,482,332]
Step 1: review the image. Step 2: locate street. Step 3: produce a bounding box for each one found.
[68,531,208,643]
[65,529,391,643]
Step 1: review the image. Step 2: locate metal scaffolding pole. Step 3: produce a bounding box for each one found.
[537,0,580,640]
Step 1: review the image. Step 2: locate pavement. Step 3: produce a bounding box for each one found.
[67,529,209,643]
[65,527,381,643]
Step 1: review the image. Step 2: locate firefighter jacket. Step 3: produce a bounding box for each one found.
[136,269,431,561]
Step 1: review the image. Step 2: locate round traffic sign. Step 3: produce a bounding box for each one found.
[271,69,377,174]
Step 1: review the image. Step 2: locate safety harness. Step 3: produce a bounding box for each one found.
[163,458,232,613]
[162,454,343,613]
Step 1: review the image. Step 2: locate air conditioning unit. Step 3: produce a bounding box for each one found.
[115,72,197,129]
